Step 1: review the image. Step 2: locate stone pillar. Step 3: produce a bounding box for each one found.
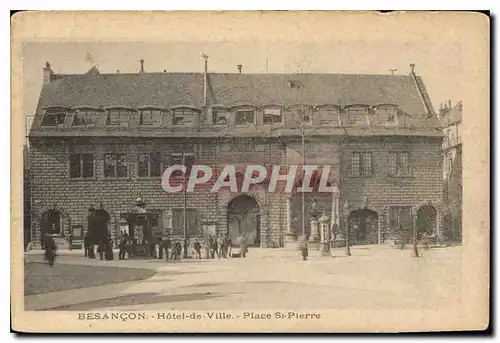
[284,194,296,247]
[309,217,320,243]
[319,214,331,256]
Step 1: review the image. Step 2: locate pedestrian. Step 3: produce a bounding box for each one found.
[204,237,210,259]
[227,235,233,258]
[83,232,90,258]
[210,236,217,259]
[42,233,57,267]
[217,235,224,259]
[118,233,127,260]
[163,235,172,261]
[105,236,114,261]
[222,234,229,258]
[157,236,163,259]
[194,239,202,259]
[298,235,308,261]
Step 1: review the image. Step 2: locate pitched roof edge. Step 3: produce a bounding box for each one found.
[411,74,436,117]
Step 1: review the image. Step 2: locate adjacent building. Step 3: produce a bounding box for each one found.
[28,60,444,249]
[440,101,463,242]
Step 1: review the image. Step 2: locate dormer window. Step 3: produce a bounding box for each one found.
[263,107,282,125]
[41,107,67,127]
[316,106,340,125]
[375,104,398,124]
[73,108,101,126]
[106,109,132,126]
[172,108,198,126]
[347,106,368,125]
[235,109,255,125]
[139,109,163,125]
[212,107,228,126]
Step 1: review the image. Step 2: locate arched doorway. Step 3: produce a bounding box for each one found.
[227,195,261,247]
[348,209,379,244]
[87,207,110,245]
[40,209,62,235]
[417,205,437,237]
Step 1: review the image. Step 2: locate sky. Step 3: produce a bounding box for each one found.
[22,40,464,127]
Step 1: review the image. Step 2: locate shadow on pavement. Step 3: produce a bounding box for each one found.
[44,292,235,311]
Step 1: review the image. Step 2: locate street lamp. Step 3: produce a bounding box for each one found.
[343,201,351,256]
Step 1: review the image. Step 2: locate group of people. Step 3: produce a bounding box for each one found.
[205,234,235,259]
[83,233,114,261]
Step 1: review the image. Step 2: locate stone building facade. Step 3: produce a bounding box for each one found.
[27,61,444,249]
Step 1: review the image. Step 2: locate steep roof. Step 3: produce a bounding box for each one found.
[31,69,441,137]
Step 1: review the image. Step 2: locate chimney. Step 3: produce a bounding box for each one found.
[237,64,242,74]
[410,63,416,75]
[202,54,209,107]
[448,100,452,108]
[139,59,145,73]
[117,70,120,74]
[42,62,54,85]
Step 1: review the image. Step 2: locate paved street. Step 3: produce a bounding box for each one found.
[24,245,462,311]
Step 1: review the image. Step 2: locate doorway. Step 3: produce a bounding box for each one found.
[348,209,379,244]
[227,195,261,247]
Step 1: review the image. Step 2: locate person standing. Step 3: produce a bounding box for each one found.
[83,232,90,258]
[217,235,224,259]
[194,239,202,259]
[298,234,308,261]
[157,236,163,259]
[163,235,172,261]
[118,233,127,260]
[210,236,217,259]
[204,237,210,259]
[105,236,114,261]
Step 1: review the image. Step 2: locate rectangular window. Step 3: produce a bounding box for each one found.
[317,107,339,125]
[350,152,373,176]
[73,110,99,126]
[172,208,198,236]
[104,153,128,178]
[173,109,196,126]
[140,110,163,125]
[212,109,228,125]
[138,152,163,178]
[235,110,255,125]
[347,107,368,125]
[389,152,410,176]
[170,153,194,177]
[69,153,94,179]
[107,110,130,126]
[263,108,282,124]
[41,109,67,126]
[350,152,360,176]
[300,108,311,123]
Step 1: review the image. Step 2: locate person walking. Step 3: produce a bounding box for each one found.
[210,236,217,259]
[298,234,308,261]
[157,236,163,259]
[217,235,224,259]
[83,232,90,258]
[42,233,57,267]
[105,236,114,261]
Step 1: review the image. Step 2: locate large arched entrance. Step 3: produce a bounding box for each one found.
[417,205,437,237]
[227,195,261,247]
[348,209,379,244]
[87,207,111,245]
[40,209,62,235]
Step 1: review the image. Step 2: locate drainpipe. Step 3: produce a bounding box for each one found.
[203,54,209,108]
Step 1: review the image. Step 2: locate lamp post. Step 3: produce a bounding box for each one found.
[343,201,351,256]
